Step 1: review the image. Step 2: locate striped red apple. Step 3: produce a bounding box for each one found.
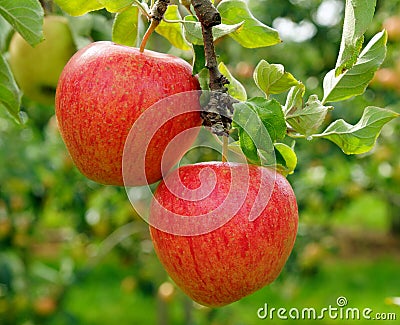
[56,41,201,186]
[149,162,298,307]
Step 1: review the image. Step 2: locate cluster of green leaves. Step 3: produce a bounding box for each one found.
[228,0,399,175]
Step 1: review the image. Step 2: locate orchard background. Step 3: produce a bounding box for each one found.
[0,0,400,324]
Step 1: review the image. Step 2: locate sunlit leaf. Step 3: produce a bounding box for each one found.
[323,30,387,103]
[0,54,22,123]
[285,87,333,136]
[335,0,377,75]
[284,83,305,116]
[156,5,190,51]
[218,62,247,101]
[314,106,399,154]
[238,128,260,164]
[217,0,281,48]
[112,5,139,47]
[54,0,103,16]
[213,21,244,40]
[274,143,297,175]
[98,0,134,13]
[254,60,298,96]
[183,15,243,45]
[0,0,43,46]
[233,98,286,165]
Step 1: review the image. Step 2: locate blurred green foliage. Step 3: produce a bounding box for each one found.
[0,0,399,324]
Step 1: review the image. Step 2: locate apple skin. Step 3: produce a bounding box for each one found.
[55,41,202,186]
[149,162,298,307]
[8,16,76,105]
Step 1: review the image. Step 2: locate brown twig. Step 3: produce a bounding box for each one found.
[191,0,227,91]
[191,0,236,137]
[39,0,54,14]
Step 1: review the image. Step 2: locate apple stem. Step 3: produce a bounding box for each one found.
[139,0,170,52]
[222,136,228,162]
[140,20,159,53]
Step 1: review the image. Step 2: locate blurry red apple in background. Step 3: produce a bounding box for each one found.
[383,16,400,41]
[149,162,298,307]
[55,41,201,186]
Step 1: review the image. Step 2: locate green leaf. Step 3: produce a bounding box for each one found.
[197,68,209,92]
[0,15,12,52]
[335,0,377,75]
[97,0,134,13]
[284,83,305,116]
[54,0,104,16]
[314,106,399,155]
[213,21,244,41]
[183,15,243,46]
[0,54,22,123]
[0,0,44,46]
[91,13,113,41]
[218,62,247,101]
[323,30,387,104]
[183,16,203,45]
[238,128,260,164]
[274,143,297,176]
[67,15,94,49]
[217,0,281,48]
[156,5,190,51]
[285,88,333,136]
[232,97,286,165]
[192,44,205,76]
[112,5,139,47]
[254,60,299,97]
[248,97,287,142]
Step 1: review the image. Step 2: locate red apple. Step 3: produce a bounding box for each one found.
[55,41,202,186]
[383,16,400,41]
[149,162,298,307]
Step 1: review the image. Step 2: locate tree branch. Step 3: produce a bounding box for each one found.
[191,0,236,137]
[191,0,227,91]
[151,0,170,21]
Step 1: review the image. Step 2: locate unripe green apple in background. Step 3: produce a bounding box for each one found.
[149,162,298,307]
[8,15,76,105]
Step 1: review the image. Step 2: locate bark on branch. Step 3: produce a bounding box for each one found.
[151,0,170,21]
[191,0,236,136]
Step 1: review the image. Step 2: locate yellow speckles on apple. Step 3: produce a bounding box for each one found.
[55,41,201,186]
[150,162,298,307]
